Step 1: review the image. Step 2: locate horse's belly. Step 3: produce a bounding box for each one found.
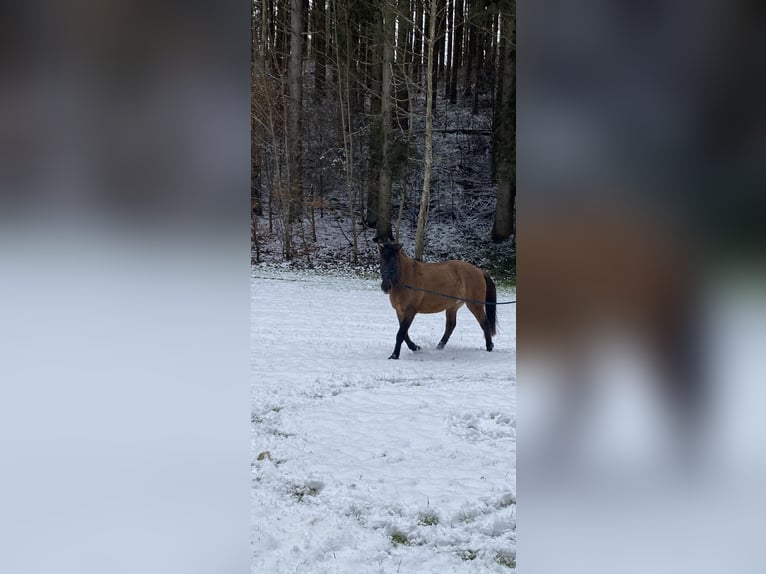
[419,301,462,314]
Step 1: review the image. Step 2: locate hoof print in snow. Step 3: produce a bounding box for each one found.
[256,451,272,461]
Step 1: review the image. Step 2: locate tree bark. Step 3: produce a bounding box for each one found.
[251,3,263,216]
[376,1,395,243]
[491,3,515,242]
[448,0,463,103]
[313,0,326,101]
[412,0,423,84]
[287,0,303,222]
[395,0,411,132]
[276,0,289,76]
[463,0,476,98]
[444,0,453,99]
[433,0,445,92]
[415,0,438,260]
[365,14,383,228]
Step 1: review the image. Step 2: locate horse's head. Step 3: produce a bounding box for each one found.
[377,242,401,294]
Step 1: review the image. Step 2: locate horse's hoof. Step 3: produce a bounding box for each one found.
[413,345,421,352]
[487,343,494,352]
[388,354,399,360]
[436,343,445,350]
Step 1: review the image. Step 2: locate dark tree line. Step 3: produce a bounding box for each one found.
[252,0,515,262]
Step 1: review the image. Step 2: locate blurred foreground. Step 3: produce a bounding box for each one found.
[1,2,250,574]
[519,0,766,572]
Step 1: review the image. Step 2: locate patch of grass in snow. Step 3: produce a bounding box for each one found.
[495,550,516,569]
[417,511,440,527]
[390,532,410,546]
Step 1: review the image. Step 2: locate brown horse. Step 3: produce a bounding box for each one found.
[377,243,497,359]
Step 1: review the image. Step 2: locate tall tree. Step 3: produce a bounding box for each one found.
[448,0,463,103]
[287,0,303,223]
[432,0,446,92]
[366,11,383,228]
[412,0,423,83]
[251,6,265,216]
[313,0,326,101]
[491,1,515,241]
[471,0,487,114]
[463,0,477,98]
[376,0,395,242]
[444,0,454,99]
[275,0,289,75]
[395,0,412,132]
[415,0,438,260]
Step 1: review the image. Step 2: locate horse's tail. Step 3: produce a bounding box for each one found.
[484,272,498,336]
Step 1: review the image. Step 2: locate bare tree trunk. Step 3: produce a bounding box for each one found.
[302,0,310,58]
[432,0,445,93]
[334,0,359,263]
[412,0,423,84]
[395,0,411,132]
[463,0,476,98]
[251,4,262,216]
[365,12,382,228]
[489,7,499,90]
[444,0,453,99]
[471,1,488,115]
[252,209,261,263]
[345,28,358,264]
[287,0,304,223]
[491,3,515,242]
[376,1,395,243]
[276,0,289,75]
[313,0,326,101]
[415,0,438,260]
[261,0,272,73]
[448,0,463,103]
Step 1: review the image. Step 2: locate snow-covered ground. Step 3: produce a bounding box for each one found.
[251,269,516,573]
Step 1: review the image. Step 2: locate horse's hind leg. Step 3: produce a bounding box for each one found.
[437,307,458,350]
[467,302,494,351]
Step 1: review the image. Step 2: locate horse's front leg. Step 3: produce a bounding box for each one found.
[390,313,417,359]
[404,333,421,352]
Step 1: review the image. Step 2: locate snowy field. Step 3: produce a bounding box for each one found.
[251,269,516,573]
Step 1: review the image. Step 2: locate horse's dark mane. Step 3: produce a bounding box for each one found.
[379,242,401,259]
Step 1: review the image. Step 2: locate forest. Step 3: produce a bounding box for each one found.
[251,0,515,279]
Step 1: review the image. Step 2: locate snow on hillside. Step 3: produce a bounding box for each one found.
[251,269,516,573]
[253,91,515,280]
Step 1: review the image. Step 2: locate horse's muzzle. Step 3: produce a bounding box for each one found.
[381,279,393,294]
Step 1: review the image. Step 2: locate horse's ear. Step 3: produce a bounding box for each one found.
[376,243,382,253]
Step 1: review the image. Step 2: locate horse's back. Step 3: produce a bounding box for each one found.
[410,259,487,312]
